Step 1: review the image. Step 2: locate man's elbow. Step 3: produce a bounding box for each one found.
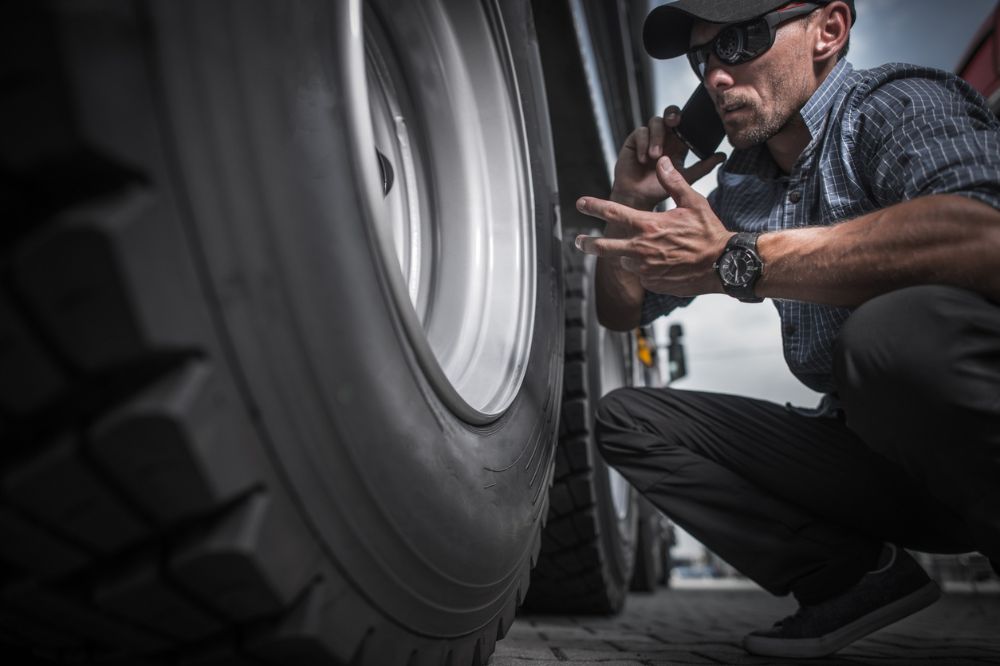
[596,303,641,332]
[593,266,644,331]
[984,212,1000,301]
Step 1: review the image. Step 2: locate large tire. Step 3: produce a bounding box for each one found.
[523,247,638,614]
[631,497,669,592]
[0,2,561,664]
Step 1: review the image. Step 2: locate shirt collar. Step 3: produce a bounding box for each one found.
[799,59,853,142]
[720,59,854,180]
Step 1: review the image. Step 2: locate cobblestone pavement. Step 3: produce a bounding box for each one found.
[493,583,1000,665]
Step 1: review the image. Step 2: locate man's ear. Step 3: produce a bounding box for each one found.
[813,1,851,64]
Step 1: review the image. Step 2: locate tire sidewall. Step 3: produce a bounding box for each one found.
[149,0,560,638]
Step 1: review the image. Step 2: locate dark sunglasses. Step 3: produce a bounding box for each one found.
[687,3,820,80]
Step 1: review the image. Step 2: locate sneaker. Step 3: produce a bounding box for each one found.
[743,544,941,659]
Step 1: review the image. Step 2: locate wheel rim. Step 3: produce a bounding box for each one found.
[352,0,536,422]
[599,327,632,522]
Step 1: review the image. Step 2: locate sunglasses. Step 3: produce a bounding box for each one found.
[687,3,820,80]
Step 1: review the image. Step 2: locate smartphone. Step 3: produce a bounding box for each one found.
[674,85,726,161]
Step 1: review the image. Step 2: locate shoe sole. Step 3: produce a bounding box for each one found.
[742,581,942,659]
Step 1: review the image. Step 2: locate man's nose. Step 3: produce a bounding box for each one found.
[703,56,734,91]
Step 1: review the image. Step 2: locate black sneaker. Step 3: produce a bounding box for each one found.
[743,544,941,659]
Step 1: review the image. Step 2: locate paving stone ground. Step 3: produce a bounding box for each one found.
[493,582,1000,666]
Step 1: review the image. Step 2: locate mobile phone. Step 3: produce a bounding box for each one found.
[674,85,726,161]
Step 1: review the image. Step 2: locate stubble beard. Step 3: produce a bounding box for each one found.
[726,104,788,149]
[721,69,802,150]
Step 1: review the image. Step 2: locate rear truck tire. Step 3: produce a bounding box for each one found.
[0,1,562,664]
[630,497,667,592]
[523,247,638,614]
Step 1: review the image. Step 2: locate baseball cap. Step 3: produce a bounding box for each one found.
[643,0,856,60]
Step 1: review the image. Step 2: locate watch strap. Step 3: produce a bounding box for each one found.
[727,232,758,253]
[720,232,763,303]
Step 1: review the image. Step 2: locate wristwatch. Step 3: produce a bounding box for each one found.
[714,232,764,303]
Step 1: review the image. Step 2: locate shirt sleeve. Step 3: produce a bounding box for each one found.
[852,74,1000,210]
[639,291,694,326]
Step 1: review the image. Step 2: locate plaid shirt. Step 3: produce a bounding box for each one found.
[641,60,1000,393]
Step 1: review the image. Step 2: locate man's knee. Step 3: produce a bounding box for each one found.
[594,387,643,456]
[595,387,639,427]
[834,285,995,399]
[594,386,671,465]
[834,286,1000,451]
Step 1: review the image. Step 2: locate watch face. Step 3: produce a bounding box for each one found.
[719,249,760,287]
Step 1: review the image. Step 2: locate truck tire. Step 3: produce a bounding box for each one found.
[524,248,637,614]
[0,1,561,665]
[630,497,666,592]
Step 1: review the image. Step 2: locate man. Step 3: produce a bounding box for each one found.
[574,0,1000,658]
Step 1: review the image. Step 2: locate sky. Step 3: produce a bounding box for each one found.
[646,0,996,557]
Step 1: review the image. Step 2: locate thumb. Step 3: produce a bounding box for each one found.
[656,156,701,208]
[683,152,727,186]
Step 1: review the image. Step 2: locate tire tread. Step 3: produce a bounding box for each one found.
[524,247,633,614]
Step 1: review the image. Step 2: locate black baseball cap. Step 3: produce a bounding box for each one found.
[643,0,856,60]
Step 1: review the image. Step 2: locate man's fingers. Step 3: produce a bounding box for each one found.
[660,107,690,166]
[647,116,665,160]
[574,234,631,258]
[656,156,702,209]
[683,152,727,185]
[576,196,643,231]
[662,105,681,128]
[650,106,684,163]
[634,127,650,165]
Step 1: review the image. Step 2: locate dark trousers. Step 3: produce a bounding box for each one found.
[595,286,1000,604]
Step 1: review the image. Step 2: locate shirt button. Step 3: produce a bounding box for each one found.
[784,324,798,336]
[788,191,802,204]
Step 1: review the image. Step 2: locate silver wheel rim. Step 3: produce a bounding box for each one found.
[599,327,632,522]
[347,0,536,423]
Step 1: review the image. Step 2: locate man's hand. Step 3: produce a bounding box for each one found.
[579,157,734,297]
[612,105,725,212]
[594,105,726,330]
